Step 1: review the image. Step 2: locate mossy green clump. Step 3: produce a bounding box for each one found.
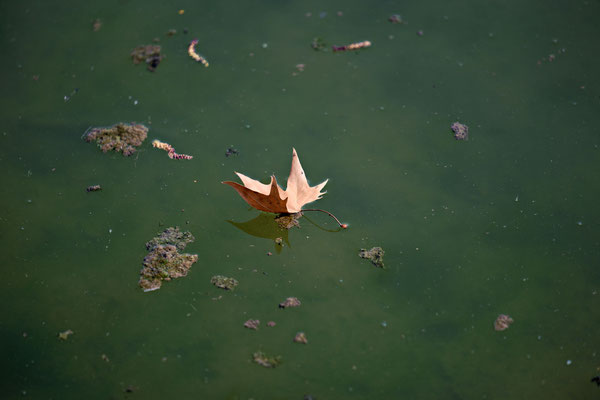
[359,247,385,268]
[145,227,195,252]
[252,351,281,368]
[211,275,238,290]
[139,227,197,292]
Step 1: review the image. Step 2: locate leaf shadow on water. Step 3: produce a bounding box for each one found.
[226,213,291,250]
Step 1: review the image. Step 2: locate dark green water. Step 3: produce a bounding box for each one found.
[1,0,599,399]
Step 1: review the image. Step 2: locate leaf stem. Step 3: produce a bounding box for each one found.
[301,209,348,229]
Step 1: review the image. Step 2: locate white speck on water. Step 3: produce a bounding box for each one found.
[108,229,112,234]
[381,321,388,328]
[577,221,583,226]
[566,359,572,366]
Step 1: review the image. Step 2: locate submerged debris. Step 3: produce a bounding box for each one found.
[86,185,102,192]
[311,37,327,51]
[494,314,514,331]
[293,332,308,344]
[139,227,198,292]
[211,275,239,290]
[275,213,302,230]
[279,297,301,308]
[92,18,102,31]
[84,123,148,156]
[131,44,164,72]
[591,376,600,387]
[58,329,74,340]
[244,319,260,330]
[252,351,281,368]
[225,147,239,157]
[359,247,385,268]
[451,122,469,140]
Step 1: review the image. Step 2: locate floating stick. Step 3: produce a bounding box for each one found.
[152,139,193,160]
[332,40,372,52]
[188,39,209,67]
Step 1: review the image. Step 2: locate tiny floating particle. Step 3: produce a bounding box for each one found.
[267,321,276,327]
[211,275,239,290]
[58,329,74,340]
[244,319,260,330]
[388,14,403,24]
[293,332,308,344]
[252,351,281,368]
[279,297,301,308]
[86,185,102,192]
[332,40,372,52]
[188,39,209,67]
[493,314,514,331]
[359,247,385,268]
[451,122,469,140]
[152,139,193,160]
[101,354,110,362]
[92,18,102,32]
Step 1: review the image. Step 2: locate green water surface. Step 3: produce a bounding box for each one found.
[1,0,599,399]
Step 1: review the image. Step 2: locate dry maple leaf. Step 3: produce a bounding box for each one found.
[223,148,347,228]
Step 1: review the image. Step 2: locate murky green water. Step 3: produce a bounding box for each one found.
[2,0,599,399]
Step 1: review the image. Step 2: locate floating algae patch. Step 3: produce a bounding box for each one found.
[211,275,238,290]
[145,226,195,252]
[359,247,385,268]
[84,123,148,156]
[252,351,282,368]
[139,227,198,292]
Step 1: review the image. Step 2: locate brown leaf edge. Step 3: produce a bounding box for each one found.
[222,176,289,214]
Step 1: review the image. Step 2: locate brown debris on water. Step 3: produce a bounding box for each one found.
[244,319,260,330]
[494,314,514,331]
[252,351,282,368]
[279,297,301,308]
[359,247,385,268]
[138,227,198,292]
[83,123,148,156]
[130,44,164,72]
[293,332,308,344]
[451,122,469,141]
[211,275,239,290]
